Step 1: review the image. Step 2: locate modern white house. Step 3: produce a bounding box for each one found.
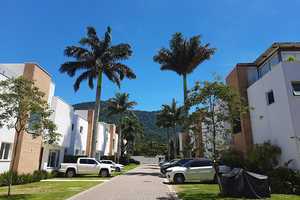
[226,43,300,171]
[0,63,118,174]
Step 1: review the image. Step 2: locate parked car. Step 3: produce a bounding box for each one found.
[160,159,180,166]
[59,157,115,178]
[166,159,231,183]
[129,158,140,164]
[161,158,194,174]
[101,160,124,172]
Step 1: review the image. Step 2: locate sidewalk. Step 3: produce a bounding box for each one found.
[67,164,179,200]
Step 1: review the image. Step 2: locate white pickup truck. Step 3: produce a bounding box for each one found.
[59,157,115,178]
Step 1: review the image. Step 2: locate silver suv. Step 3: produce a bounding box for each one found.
[166,159,231,183]
[101,160,124,172]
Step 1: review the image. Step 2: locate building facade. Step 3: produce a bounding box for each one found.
[0,63,117,174]
[226,43,300,170]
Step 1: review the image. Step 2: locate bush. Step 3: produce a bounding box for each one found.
[268,159,300,195]
[64,155,87,163]
[220,147,245,169]
[244,140,281,174]
[100,155,115,161]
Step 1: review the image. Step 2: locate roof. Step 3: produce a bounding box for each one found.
[237,42,300,67]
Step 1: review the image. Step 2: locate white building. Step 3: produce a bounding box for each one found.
[226,43,300,171]
[0,63,117,174]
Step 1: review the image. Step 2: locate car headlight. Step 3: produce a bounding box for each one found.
[110,166,115,169]
[166,169,172,173]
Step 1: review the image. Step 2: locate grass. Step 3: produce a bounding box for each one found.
[0,164,140,199]
[171,181,300,200]
[0,181,100,199]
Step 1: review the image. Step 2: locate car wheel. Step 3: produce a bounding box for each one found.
[66,169,75,178]
[100,169,109,177]
[173,174,184,184]
[116,167,120,172]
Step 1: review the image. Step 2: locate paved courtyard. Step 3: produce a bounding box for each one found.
[67,164,179,200]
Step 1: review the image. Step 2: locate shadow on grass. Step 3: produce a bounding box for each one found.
[0,194,36,199]
[177,192,220,200]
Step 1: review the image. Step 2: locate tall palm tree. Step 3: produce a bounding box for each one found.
[59,26,136,158]
[155,104,172,161]
[102,92,137,163]
[153,33,216,119]
[121,116,144,163]
[158,99,184,159]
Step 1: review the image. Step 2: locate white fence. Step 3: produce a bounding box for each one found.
[131,155,165,164]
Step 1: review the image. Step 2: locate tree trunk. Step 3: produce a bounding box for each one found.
[91,72,102,158]
[8,130,20,197]
[167,127,170,161]
[117,114,122,163]
[172,125,176,159]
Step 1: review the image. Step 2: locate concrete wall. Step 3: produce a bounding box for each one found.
[248,61,300,170]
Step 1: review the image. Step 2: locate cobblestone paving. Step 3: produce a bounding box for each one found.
[67,164,178,200]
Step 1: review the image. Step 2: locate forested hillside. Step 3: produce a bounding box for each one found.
[72,101,181,144]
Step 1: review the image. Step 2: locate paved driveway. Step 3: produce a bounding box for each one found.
[67,164,178,200]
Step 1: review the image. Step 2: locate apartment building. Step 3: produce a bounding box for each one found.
[0,63,117,174]
[226,43,300,170]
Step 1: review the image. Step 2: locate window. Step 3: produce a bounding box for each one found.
[75,149,80,155]
[82,150,85,155]
[80,159,87,164]
[80,126,83,133]
[47,149,60,167]
[0,142,12,160]
[292,82,300,96]
[233,120,242,134]
[112,139,115,149]
[28,113,41,133]
[72,124,74,131]
[87,159,97,164]
[267,90,275,105]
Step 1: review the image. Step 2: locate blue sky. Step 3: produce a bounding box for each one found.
[1,0,300,112]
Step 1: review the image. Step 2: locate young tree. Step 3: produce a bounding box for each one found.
[59,26,136,158]
[102,92,137,163]
[0,76,60,197]
[183,73,253,196]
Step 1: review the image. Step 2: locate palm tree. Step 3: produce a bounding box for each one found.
[102,92,137,163]
[121,116,144,164]
[59,26,136,158]
[153,33,216,118]
[155,104,172,161]
[158,99,184,159]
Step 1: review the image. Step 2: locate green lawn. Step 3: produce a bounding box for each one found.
[171,181,300,200]
[0,181,100,200]
[0,164,140,199]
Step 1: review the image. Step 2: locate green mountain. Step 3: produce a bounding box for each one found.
[72,101,180,144]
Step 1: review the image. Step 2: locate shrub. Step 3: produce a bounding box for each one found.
[220,147,245,169]
[268,159,300,195]
[64,155,87,163]
[284,56,300,61]
[244,140,281,174]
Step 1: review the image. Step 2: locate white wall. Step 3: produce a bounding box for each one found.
[68,114,88,155]
[96,123,110,156]
[50,97,73,147]
[248,61,300,170]
[0,64,24,79]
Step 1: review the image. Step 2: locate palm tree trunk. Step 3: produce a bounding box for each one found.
[183,74,188,118]
[117,114,122,164]
[172,125,176,159]
[91,72,102,158]
[167,128,170,161]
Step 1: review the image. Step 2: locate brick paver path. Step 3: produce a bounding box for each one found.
[67,164,178,200]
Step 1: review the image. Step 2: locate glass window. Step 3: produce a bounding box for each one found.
[269,55,279,68]
[0,142,12,160]
[28,113,41,133]
[79,159,87,164]
[267,90,275,105]
[282,53,296,60]
[80,126,83,133]
[47,149,60,167]
[75,149,79,155]
[88,159,97,164]
[82,150,85,155]
[292,82,300,96]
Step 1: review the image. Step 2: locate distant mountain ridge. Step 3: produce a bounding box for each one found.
[72,101,178,144]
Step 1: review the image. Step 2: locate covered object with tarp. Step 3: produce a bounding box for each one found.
[221,168,270,199]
